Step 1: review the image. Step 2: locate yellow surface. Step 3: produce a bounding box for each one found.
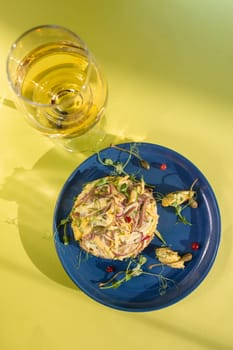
[0,1,233,350]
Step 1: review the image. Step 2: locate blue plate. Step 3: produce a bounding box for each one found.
[53,143,221,311]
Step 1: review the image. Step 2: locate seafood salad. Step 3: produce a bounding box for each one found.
[70,175,159,260]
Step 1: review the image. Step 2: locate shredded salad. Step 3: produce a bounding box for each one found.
[70,175,159,260]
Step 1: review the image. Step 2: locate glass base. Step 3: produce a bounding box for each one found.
[53,115,107,153]
[50,115,135,155]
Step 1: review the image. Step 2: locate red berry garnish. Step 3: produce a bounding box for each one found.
[160,163,167,171]
[106,265,115,273]
[125,216,131,223]
[191,242,200,250]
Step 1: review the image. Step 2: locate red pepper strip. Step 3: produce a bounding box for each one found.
[141,235,150,242]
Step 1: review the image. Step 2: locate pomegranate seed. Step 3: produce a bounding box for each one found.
[191,242,200,250]
[160,163,167,171]
[106,265,115,273]
[125,216,131,223]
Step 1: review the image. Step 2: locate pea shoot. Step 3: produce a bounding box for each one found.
[97,147,132,175]
[58,216,71,245]
[99,255,176,295]
[110,144,150,170]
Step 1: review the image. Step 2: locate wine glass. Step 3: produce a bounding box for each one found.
[6,25,108,152]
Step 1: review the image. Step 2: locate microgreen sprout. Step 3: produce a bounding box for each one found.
[99,255,176,295]
[110,144,150,170]
[97,143,151,176]
[155,230,166,245]
[58,216,71,245]
[76,250,90,269]
[97,148,132,175]
[174,204,192,225]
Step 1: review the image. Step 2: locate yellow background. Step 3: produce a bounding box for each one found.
[0,1,233,349]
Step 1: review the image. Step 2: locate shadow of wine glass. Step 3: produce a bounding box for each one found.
[0,132,133,289]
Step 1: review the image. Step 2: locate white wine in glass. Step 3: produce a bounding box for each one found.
[6,25,108,151]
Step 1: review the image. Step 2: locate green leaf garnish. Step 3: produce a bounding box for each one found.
[99,255,176,295]
[58,216,71,245]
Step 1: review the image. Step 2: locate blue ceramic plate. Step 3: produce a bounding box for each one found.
[53,143,221,311]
